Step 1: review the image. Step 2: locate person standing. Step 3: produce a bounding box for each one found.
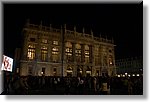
[93,77,97,92]
[101,77,108,95]
[20,76,29,94]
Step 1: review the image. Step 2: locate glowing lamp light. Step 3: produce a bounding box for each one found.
[41,72,43,75]
[118,75,120,77]
[132,74,135,76]
[128,75,130,77]
[67,70,72,73]
[109,61,112,65]
[28,52,32,58]
[86,71,91,73]
[125,73,127,76]
[122,75,125,77]
[137,74,140,76]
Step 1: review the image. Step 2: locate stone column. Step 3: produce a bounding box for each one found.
[36,34,41,62]
[63,65,66,77]
[73,65,77,77]
[63,42,66,63]
[91,66,94,76]
[82,65,86,77]
[60,24,66,76]
[60,25,66,63]
[81,44,85,63]
[100,53,103,76]
[72,42,76,63]
[106,48,111,76]
[48,43,51,62]
[92,45,95,76]
[89,45,92,63]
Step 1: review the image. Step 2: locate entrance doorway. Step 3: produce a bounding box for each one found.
[77,65,83,77]
[86,66,91,77]
[67,66,73,77]
[96,70,99,76]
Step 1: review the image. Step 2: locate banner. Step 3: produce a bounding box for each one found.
[1,55,13,72]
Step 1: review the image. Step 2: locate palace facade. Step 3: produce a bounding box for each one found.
[19,20,116,77]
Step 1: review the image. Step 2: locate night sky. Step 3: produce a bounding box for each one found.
[3,2,143,60]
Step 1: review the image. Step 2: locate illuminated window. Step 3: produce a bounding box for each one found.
[66,48,72,62]
[95,47,100,65]
[65,42,72,62]
[75,44,81,62]
[27,44,35,60]
[109,55,113,65]
[42,39,48,44]
[41,46,48,61]
[52,47,58,51]
[85,45,90,63]
[52,47,59,62]
[53,40,58,45]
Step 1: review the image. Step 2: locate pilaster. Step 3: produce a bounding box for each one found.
[81,44,85,63]
[72,42,76,63]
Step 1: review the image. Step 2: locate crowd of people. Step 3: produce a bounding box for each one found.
[2,73,143,95]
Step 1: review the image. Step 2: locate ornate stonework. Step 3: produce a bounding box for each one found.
[20,21,116,77]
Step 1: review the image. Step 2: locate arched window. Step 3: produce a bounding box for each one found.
[109,55,113,65]
[85,45,90,63]
[66,66,73,77]
[65,42,72,62]
[41,46,48,61]
[86,66,91,76]
[52,47,59,62]
[27,44,35,60]
[95,46,100,65]
[75,44,81,62]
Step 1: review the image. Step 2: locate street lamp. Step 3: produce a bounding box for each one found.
[41,72,43,76]
[117,75,120,77]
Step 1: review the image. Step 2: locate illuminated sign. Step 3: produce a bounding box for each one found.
[1,55,13,72]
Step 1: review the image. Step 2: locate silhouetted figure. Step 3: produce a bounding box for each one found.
[77,77,84,94]
[65,77,71,95]
[20,76,29,94]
